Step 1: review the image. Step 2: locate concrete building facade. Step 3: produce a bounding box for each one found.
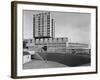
[33,12,55,38]
[23,38,90,54]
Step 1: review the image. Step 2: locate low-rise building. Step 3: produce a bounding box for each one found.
[23,38,90,55]
[66,42,90,55]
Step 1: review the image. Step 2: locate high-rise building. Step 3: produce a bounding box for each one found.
[33,12,55,39]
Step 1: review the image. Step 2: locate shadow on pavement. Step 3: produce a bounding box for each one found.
[45,53,90,67]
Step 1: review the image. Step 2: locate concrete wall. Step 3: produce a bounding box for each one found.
[23,55,31,64]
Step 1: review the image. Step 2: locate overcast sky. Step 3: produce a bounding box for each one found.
[23,10,91,44]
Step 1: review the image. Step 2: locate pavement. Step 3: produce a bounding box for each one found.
[23,60,67,69]
[23,53,90,69]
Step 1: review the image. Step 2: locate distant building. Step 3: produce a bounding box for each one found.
[66,42,90,54]
[66,42,89,49]
[33,12,55,38]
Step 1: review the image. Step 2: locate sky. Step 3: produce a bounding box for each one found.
[23,10,91,44]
